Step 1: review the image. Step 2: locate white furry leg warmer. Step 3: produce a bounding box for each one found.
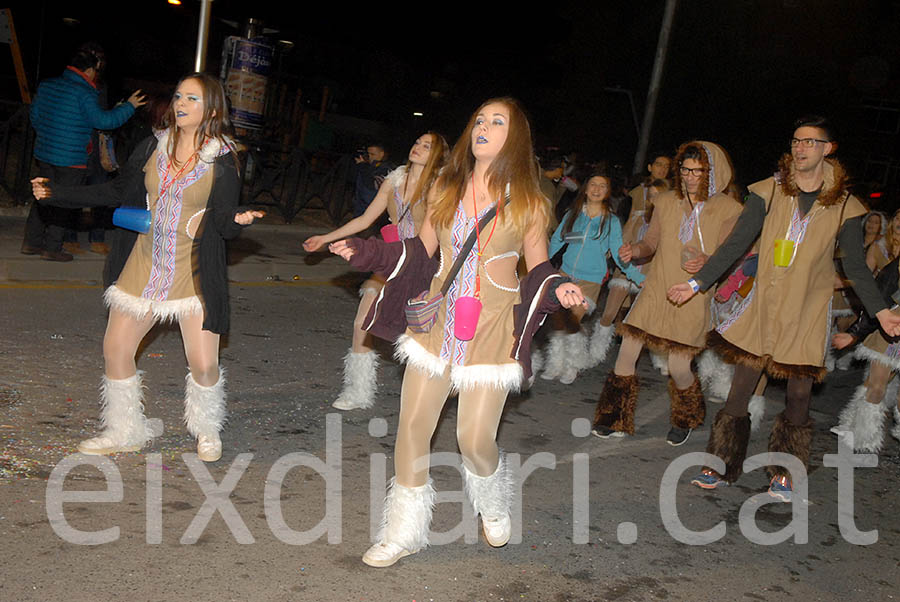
[748,394,766,433]
[333,349,378,410]
[462,454,514,519]
[833,385,886,453]
[183,367,226,438]
[376,477,435,552]
[589,322,615,365]
[697,350,734,404]
[462,454,514,547]
[650,350,668,375]
[559,331,590,384]
[892,406,900,443]
[540,331,566,381]
[98,373,156,446]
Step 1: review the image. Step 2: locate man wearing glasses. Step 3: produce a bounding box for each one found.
[667,116,900,502]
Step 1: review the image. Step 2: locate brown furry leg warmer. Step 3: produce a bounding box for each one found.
[766,411,814,479]
[592,373,639,435]
[703,410,751,483]
[669,377,706,429]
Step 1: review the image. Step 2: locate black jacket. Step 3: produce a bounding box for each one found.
[847,256,900,344]
[44,135,245,334]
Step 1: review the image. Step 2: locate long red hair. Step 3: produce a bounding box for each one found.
[430,97,548,234]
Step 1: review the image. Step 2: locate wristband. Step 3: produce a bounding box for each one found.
[688,278,700,293]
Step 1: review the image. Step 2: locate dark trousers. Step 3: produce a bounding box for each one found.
[23,162,87,252]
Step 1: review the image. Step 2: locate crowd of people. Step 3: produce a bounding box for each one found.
[27,46,900,569]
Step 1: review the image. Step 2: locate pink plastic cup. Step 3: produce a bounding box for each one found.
[381,224,400,243]
[454,295,482,341]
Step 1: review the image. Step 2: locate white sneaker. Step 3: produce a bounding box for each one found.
[482,513,511,547]
[77,435,143,455]
[362,541,413,567]
[197,433,222,462]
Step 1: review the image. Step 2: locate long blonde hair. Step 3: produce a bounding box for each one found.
[430,97,548,234]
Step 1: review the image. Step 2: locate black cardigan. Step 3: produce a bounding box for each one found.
[45,135,244,334]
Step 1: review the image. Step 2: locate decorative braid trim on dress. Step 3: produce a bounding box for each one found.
[105,285,203,323]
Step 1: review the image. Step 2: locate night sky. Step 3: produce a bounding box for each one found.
[6,1,900,196]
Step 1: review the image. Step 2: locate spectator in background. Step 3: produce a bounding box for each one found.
[352,142,393,217]
[22,42,146,261]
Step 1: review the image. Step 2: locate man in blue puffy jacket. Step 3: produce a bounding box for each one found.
[22,42,146,261]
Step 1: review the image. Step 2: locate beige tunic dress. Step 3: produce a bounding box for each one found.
[396,201,524,392]
[622,189,742,354]
[360,166,428,296]
[105,149,214,322]
[608,185,653,294]
[714,161,865,381]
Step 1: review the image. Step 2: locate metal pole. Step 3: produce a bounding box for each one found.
[633,0,677,175]
[194,0,214,72]
[604,86,640,141]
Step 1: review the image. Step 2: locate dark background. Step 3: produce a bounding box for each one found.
[4,0,900,202]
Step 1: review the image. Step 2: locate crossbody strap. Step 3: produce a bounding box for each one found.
[439,194,510,296]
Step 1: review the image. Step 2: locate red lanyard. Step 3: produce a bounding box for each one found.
[471,172,499,298]
[160,153,197,199]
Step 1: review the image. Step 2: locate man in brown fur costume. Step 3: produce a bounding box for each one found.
[668,116,900,501]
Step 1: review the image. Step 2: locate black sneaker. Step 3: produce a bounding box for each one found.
[591,425,625,439]
[666,427,692,446]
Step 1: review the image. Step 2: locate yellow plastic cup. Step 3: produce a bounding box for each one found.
[773,239,795,267]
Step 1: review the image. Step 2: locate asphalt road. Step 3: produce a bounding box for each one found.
[0,281,898,602]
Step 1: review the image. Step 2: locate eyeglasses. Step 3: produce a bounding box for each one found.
[679,166,707,177]
[790,138,830,148]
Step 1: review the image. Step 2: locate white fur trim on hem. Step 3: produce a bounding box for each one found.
[105,285,203,323]
[395,334,448,378]
[608,277,639,294]
[395,334,522,392]
[854,345,900,372]
[452,361,523,393]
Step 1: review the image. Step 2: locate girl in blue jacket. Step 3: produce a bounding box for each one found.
[541,174,644,384]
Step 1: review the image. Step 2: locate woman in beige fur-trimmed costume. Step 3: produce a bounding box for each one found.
[32,73,264,462]
[591,141,742,447]
[303,133,448,411]
[331,97,585,567]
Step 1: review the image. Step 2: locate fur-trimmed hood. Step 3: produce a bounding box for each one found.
[154,129,235,164]
[776,154,850,207]
[674,140,733,204]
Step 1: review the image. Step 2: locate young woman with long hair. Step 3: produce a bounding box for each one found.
[539,173,644,384]
[31,72,263,462]
[303,132,449,410]
[330,97,585,567]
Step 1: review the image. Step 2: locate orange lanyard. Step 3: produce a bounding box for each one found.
[471,172,499,298]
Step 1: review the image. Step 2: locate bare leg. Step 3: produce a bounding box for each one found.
[599,287,630,327]
[613,335,644,376]
[351,290,378,353]
[178,312,221,386]
[456,386,509,476]
[394,364,453,487]
[103,308,156,379]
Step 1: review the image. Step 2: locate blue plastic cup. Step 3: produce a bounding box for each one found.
[112,207,151,233]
